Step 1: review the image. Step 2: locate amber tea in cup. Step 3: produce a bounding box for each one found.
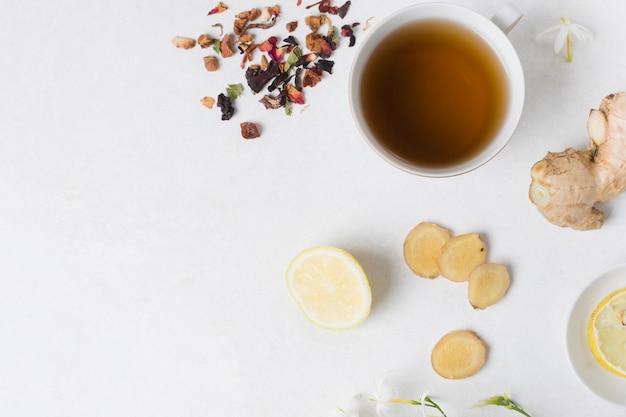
[349,3,524,177]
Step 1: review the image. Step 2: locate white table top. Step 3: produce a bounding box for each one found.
[2,0,626,415]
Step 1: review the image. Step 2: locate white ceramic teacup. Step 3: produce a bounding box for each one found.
[349,3,525,177]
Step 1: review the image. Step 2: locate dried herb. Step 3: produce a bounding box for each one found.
[284,45,303,72]
[286,21,298,32]
[212,23,224,36]
[302,67,323,87]
[240,122,261,139]
[246,60,281,93]
[259,94,284,109]
[217,93,235,120]
[201,96,216,109]
[220,34,235,58]
[178,2,364,130]
[306,0,351,18]
[203,56,219,72]
[341,23,357,47]
[315,59,334,74]
[226,83,244,100]
[208,2,228,15]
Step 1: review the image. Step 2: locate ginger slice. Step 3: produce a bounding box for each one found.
[403,222,451,278]
[437,233,486,282]
[468,263,510,310]
[431,330,487,380]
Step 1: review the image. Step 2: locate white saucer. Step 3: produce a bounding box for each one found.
[566,263,626,406]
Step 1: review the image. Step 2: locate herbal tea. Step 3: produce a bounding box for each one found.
[360,19,509,168]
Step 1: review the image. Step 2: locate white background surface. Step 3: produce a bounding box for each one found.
[2,0,626,416]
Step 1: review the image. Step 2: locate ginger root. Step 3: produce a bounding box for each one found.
[431,330,487,380]
[529,92,626,230]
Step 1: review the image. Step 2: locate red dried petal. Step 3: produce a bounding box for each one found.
[302,67,322,87]
[285,84,305,104]
[208,2,228,15]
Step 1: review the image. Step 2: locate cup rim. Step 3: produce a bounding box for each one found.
[348,2,525,178]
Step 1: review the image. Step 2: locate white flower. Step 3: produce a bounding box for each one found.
[537,17,593,61]
[372,372,396,417]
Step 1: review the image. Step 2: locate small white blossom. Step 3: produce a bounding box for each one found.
[537,17,593,61]
[372,372,396,417]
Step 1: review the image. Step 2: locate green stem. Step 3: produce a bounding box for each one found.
[507,399,532,417]
[386,397,447,417]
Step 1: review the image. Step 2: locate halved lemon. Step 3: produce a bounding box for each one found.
[587,287,626,377]
[286,246,372,330]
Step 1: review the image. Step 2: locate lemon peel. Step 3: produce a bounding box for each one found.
[588,287,626,377]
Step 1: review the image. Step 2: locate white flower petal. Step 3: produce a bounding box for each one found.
[569,24,594,43]
[420,391,430,417]
[553,27,569,53]
[537,24,563,39]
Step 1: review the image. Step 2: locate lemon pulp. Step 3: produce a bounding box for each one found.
[587,287,626,377]
[286,246,371,330]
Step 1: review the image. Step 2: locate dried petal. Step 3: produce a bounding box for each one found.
[341,24,356,46]
[238,33,254,44]
[337,1,351,18]
[233,20,246,36]
[260,55,269,70]
[198,34,214,48]
[245,60,281,93]
[200,96,216,109]
[305,15,331,33]
[171,36,196,49]
[286,21,298,32]
[259,36,278,52]
[220,34,235,58]
[302,67,323,87]
[259,94,284,109]
[315,58,334,73]
[217,93,235,120]
[208,2,228,15]
[285,83,305,104]
[203,56,219,71]
[240,122,261,139]
[236,8,260,20]
[305,32,333,58]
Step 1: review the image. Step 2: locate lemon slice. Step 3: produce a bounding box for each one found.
[286,246,372,330]
[588,287,626,377]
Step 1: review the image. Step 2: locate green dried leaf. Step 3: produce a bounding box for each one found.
[226,83,244,100]
[212,38,221,54]
[284,46,303,72]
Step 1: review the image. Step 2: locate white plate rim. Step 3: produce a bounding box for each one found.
[565,262,626,406]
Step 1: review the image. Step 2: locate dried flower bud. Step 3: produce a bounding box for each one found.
[171,36,196,49]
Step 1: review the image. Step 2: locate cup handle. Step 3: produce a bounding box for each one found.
[491,3,523,34]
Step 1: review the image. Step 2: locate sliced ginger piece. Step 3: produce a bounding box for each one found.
[468,263,510,310]
[431,329,487,380]
[438,233,486,282]
[403,222,451,278]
